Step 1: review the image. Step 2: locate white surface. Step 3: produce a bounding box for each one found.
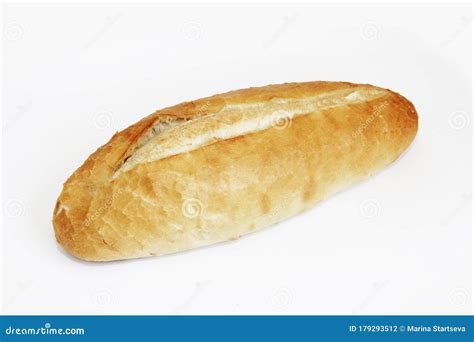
[2,2,472,314]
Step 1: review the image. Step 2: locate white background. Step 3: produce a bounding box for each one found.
[2,2,472,314]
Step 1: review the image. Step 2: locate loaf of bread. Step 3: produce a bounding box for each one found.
[53,81,418,261]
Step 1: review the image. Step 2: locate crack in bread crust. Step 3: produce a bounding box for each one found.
[115,86,387,177]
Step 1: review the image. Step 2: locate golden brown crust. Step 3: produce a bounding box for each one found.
[53,81,418,261]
